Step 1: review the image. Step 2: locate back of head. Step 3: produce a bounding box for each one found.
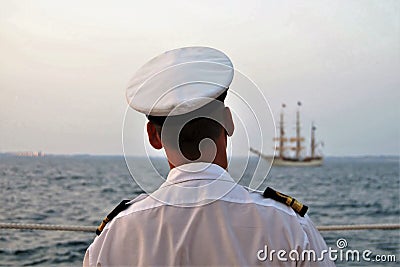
[148,90,227,162]
[125,47,234,167]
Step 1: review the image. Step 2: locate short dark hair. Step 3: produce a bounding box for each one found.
[148,90,228,160]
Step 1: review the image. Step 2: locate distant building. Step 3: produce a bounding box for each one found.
[9,151,45,157]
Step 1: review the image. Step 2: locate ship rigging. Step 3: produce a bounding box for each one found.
[251,102,323,167]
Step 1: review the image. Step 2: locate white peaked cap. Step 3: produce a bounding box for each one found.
[126,47,234,116]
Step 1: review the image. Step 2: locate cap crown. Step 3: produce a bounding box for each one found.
[126,47,234,116]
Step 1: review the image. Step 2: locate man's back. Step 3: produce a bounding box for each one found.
[84,163,332,266]
[85,47,334,266]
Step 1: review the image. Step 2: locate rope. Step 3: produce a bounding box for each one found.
[0,222,399,232]
[317,223,400,231]
[0,222,96,232]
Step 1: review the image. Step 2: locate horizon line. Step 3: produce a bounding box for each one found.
[0,152,399,158]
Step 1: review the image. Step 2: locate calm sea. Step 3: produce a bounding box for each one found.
[0,155,399,266]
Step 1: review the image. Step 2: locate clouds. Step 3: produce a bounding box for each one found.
[0,0,398,155]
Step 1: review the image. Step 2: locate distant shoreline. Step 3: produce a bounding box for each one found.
[0,153,398,159]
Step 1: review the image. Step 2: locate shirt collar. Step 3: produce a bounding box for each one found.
[164,162,235,186]
[151,162,241,207]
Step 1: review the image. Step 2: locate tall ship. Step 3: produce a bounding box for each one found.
[250,102,323,167]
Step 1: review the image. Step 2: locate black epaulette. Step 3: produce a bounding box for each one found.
[263,187,308,217]
[96,199,132,236]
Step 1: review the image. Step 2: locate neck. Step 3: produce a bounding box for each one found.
[167,134,228,170]
[168,151,227,170]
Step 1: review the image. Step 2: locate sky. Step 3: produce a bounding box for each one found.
[0,0,399,156]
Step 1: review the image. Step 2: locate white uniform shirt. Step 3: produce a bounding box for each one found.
[84,163,335,266]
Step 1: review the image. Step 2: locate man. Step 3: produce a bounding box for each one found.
[84,47,335,266]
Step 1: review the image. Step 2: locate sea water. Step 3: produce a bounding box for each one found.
[0,155,398,266]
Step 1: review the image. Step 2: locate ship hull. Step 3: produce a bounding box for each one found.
[272,158,323,167]
[250,148,324,167]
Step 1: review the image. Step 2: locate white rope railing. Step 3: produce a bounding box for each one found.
[0,222,399,232]
[317,223,400,231]
[0,222,96,232]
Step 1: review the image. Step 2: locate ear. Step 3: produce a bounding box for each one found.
[224,107,234,137]
[147,122,163,150]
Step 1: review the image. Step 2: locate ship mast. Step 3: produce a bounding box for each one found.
[311,122,316,159]
[295,101,302,159]
[274,104,287,159]
[251,102,323,166]
[278,104,286,159]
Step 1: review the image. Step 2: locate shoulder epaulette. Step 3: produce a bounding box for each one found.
[262,187,308,217]
[96,199,131,236]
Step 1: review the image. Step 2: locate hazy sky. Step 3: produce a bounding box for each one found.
[0,0,399,156]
